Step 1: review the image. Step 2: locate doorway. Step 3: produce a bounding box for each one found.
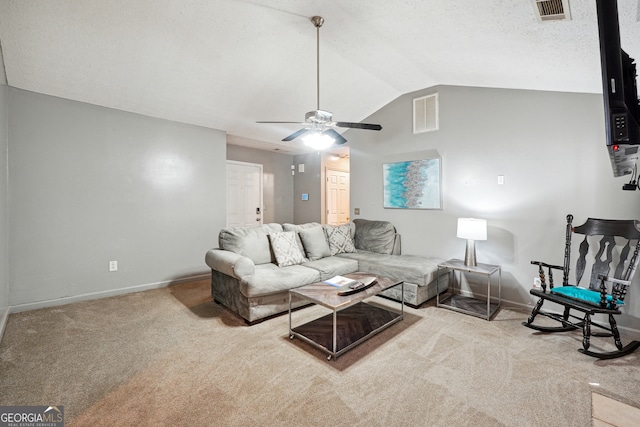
[325,168,350,225]
[226,160,263,227]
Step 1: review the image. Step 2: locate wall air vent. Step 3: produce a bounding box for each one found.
[413,93,439,134]
[532,0,572,22]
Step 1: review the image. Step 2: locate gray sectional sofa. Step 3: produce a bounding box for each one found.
[205,219,447,324]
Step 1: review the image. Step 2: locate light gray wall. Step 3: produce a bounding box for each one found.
[226,144,294,224]
[0,85,8,317]
[347,85,640,331]
[8,88,227,308]
[293,151,323,224]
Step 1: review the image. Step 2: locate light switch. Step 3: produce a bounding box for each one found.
[498,175,505,185]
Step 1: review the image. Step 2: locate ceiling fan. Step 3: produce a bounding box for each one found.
[257,16,382,150]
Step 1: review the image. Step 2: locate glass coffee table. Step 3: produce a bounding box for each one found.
[288,272,404,360]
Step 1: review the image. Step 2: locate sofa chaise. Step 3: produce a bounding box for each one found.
[205,219,448,324]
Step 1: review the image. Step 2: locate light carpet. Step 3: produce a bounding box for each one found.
[1,278,640,426]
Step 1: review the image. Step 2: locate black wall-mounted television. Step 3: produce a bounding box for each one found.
[596,0,640,177]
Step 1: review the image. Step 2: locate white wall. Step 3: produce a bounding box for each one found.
[347,85,640,331]
[7,88,227,310]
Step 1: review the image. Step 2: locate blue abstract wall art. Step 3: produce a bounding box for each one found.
[383,158,442,209]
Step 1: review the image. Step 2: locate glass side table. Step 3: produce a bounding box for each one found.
[437,258,501,320]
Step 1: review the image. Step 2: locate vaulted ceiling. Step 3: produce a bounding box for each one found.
[0,0,639,154]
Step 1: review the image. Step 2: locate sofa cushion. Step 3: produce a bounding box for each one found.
[323,224,357,255]
[219,223,283,265]
[353,219,397,255]
[337,251,442,286]
[268,231,307,267]
[283,222,322,232]
[239,263,321,298]
[302,256,359,280]
[299,226,332,260]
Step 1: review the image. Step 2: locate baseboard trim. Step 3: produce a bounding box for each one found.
[8,273,211,314]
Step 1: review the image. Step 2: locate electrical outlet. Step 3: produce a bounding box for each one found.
[533,277,542,288]
[109,260,118,272]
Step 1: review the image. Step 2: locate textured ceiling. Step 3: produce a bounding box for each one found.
[0,0,639,154]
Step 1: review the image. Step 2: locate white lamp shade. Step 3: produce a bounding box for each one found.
[457,218,487,241]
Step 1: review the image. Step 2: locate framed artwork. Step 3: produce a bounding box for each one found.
[383,158,442,209]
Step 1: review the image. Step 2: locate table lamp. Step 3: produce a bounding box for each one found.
[457,218,487,266]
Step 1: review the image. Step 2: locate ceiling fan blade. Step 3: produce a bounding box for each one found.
[282,128,310,142]
[335,122,382,131]
[323,128,347,145]
[256,121,307,125]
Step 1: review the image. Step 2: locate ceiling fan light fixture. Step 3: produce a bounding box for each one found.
[302,131,334,150]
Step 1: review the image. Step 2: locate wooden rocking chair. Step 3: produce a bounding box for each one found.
[522,214,640,359]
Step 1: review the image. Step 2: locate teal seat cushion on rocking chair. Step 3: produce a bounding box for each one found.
[550,286,624,307]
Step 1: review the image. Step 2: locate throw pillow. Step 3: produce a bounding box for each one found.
[268,231,306,267]
[299,226,332,260]
[324,224,357,256]
[282,222,320,258]
[353,219,397,254]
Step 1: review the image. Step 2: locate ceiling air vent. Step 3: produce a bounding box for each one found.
[532,0,571,22]
[413,93,439,134]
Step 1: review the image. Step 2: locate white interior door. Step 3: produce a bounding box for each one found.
[326,169,350,225]
[227,161,263,227]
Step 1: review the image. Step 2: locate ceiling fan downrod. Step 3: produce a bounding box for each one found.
[311,16,324,111]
